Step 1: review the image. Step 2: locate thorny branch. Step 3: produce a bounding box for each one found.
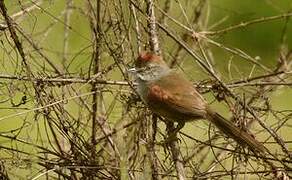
[0,0,291,179]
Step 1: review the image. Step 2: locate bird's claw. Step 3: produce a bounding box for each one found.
[156,134,181,147]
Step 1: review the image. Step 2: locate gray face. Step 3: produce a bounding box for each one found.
[135,64,171,82]
[128,63,171,104]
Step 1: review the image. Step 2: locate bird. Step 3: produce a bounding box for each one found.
[129,51,266,153]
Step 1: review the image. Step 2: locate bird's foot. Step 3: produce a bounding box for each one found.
[156,133,181,147]
[156,122,184,147]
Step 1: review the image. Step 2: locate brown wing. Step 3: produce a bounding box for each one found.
[146,71,207,121]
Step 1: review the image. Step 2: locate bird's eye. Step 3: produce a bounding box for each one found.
[135,66,146,73]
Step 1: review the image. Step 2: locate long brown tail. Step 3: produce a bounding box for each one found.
[206,108,266,153]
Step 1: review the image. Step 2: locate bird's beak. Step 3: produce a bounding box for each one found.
[127,67,138,73]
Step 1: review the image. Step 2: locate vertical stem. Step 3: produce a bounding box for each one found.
[90,0,101,161]
[145,0,160,54]
[130,3,142,53]
[166,122,186,180]
[144,0,162,179]
[147,115,159,180]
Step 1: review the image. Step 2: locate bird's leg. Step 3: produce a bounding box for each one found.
[173,122,185,135]
[164,121,185,144]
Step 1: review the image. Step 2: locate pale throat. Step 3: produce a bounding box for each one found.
[135,64,170,104]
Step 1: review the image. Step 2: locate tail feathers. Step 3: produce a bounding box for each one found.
[206,110,266,153]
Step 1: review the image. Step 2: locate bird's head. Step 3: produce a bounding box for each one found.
[129,52,170,81]
[135,52,168,69]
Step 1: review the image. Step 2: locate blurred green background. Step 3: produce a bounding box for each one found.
[0,0,291,179]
